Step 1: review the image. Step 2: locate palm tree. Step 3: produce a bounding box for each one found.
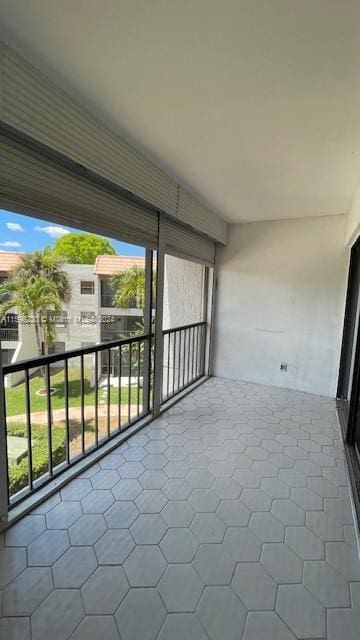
[14,248,71,303]
[0,277,62,357]
[0,250,71,391]
[110,266,146,311]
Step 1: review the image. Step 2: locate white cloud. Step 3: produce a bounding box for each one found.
[0,241,21,248]
[34,225,70,239]
[6,222,24,232]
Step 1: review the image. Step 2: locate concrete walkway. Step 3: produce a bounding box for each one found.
[7,404,141,425]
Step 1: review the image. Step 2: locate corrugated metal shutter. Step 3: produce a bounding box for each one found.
[0,43,178,217]
[0,134,158,248]
[0,42,228,244]
[177,187,228,245]
[163,218,215,266]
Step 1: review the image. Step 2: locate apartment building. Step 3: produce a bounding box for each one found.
[0,251,145,383]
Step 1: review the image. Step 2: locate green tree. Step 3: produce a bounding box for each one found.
[110,266,146,310]
[0,277,63,389]
[0,250,71,390]
[14,248,71,303]
[53,233,116,264]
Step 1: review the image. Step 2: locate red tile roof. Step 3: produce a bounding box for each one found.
[94,254,145,276]
[0,251,23,273]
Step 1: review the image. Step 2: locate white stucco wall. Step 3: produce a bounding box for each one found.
[214,215,348,397]
[346,183,360,247]
[163,255,204,330]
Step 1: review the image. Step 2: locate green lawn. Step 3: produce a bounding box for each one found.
[5,367,143,417]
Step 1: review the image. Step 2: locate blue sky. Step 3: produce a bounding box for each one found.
[0,209,145,256]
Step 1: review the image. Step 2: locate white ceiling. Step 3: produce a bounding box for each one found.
[1,0,360,224]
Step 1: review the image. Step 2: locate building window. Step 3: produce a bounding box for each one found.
[80,311,96,325]
[47,311,68,327]
[48,342,65,355]
[1,348,15,365]
[81,281,95,295]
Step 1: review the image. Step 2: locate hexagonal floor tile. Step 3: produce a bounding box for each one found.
[187,469,215,489]
[162,478,192,500]
[231,563,277,610]
[124,545,166,586]
[81,489,114,513]
[161,500,195,527]
[248,512,284,542]
[326,541,360,581]
[0,618,31,640]
[69,514,106,546]
[5,515,45,546]
[212,477,241,499]
[193,544,235,585]
[223,527,262,562]
[112,478,143,500]
[327,608,360,640]
[189,489,220,513]
[135,489,167,513]
[46,501,82,529]
[243,611,296,640]
[276,584,326,638]
[91,469,119,489]
[158,564,203,612]
[157,613,208,640]
[0,547,27,588]
[70,616,120,640]
[28,530,69,566]
[115,588,166,640]
[216,499,251,526]
[306,511,344,541]
[190,513,226,543]
[303,560,350,607]
[232,468,262,488]
[31,589,84,640]
[140,469,168,489]
[94,528,134,564]
[160,528,199,563]
[60,478,92,501]
[53,546,97,588]
[197,586,247,640]
[81,565,128,614]
[271,499,305,526]
[104,501,139,528]
[260,543,302,583]
[119,461,145,478]
[285,525,324,560]
[3,566,52,615]
[131,513,167,544]
[260,477,290,499]
[291,487,323,511]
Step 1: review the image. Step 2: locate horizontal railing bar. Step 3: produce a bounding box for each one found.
[3,333,152,374]
[163,321,206,336]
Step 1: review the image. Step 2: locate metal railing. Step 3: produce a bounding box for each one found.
[0,321,207,509]
[0,328,19,341]
[161,321,207,403]
[2,334,152,508]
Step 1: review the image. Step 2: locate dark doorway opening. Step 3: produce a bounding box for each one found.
[337,238,360,523]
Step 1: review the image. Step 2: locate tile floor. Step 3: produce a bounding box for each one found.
[1,377,360,639]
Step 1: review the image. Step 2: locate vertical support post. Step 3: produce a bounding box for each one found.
[207,251,217,376]
[142,248,153,415]
[153,216,165,415]
[0,341,9,530]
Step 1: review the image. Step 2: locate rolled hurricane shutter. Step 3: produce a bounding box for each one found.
[0,132,158,249]
[163,217,216,266]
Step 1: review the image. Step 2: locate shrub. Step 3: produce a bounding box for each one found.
[7,423,66,496]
